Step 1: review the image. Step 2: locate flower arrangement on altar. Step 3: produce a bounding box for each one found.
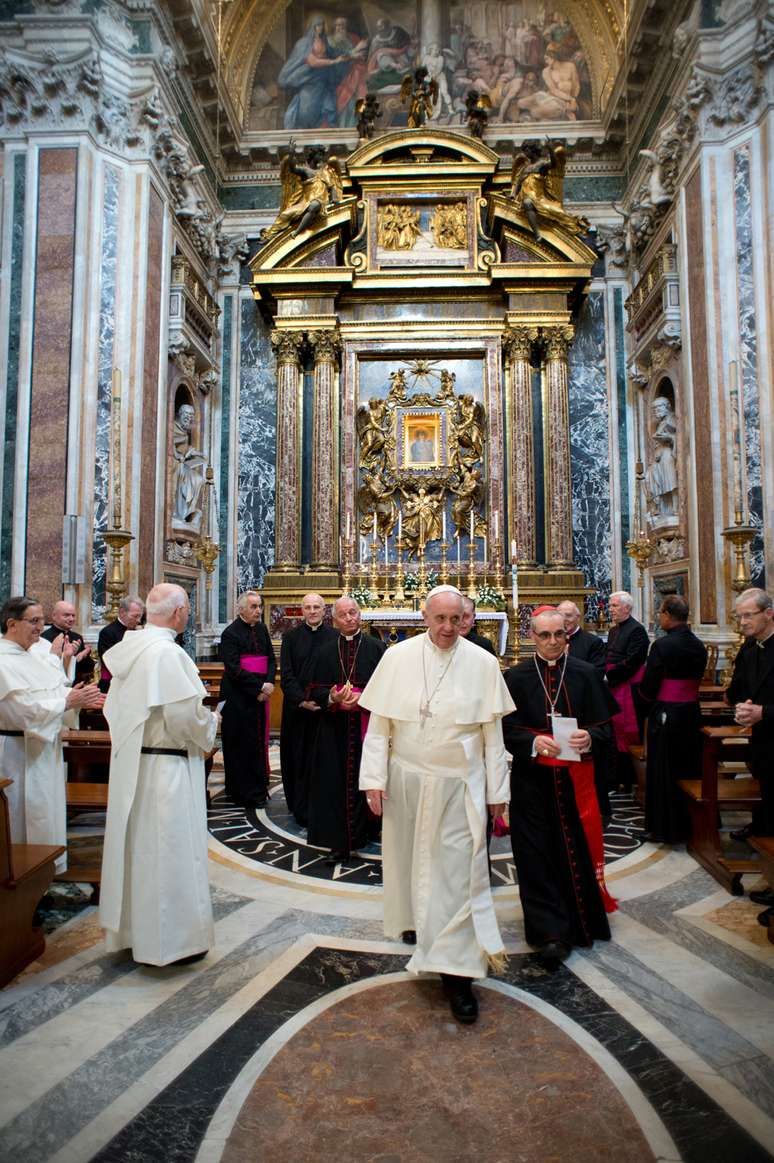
[350,583,376,608]
[404,569,439,593]
[476,584,505,611]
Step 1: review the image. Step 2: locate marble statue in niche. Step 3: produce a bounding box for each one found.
[171,401,207,536]
[645,395,679,522]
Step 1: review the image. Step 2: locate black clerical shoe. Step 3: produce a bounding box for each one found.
[536,941,571,971]
[749,888,774,906]
[401,929,417,945]
[173,951,208,965]
[440,974,478,1024]
[757,906,774,928]
[730,823,755,842]
[324,849,350,866]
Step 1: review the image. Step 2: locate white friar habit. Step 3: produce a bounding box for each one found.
[100,625,217,965]
[0,637,71,873]
[359,633,515,978]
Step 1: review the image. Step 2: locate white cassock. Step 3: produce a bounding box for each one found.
[99,624,218,965]
[359,633,515,979]
[0,637,70,873]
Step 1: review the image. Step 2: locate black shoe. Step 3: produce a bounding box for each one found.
[757,906,774,928]
[536,941,571,970]
[440,974,478,1024]
[401,929,417,945]
[749,888,774,906]
[639,831,660,843]
[324,849,350,866]
[730,823,755,842]
[254,796,268,809]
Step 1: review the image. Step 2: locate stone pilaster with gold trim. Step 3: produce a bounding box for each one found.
[504,326,538,564]
[271,329,304,571]
[309,328,341,570]
[544,326,575,569]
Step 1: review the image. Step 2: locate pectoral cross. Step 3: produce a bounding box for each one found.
[419,701,432,727]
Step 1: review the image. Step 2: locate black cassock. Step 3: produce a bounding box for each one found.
[219,617,276,807]
[568,627,611,816]
[727,633,774,834]
[638,625,707,843]
[306,631,386,855]
[503,655,618,950]
[279,620,336,825]
[97,618,129,692]
[465,628,497,656]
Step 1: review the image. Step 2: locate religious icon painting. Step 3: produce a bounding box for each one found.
[399,410,446,469]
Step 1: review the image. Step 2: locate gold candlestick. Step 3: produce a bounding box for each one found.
[370,535,379,602]
[393,537,406,607]
[467,536,477,599]
[342,538,353,594]
[417,540,428,600]
[721,512,757,681]
[101,527,134,622]
[491,539,505,602]
[439,539,449,585]
[195,467,221,598]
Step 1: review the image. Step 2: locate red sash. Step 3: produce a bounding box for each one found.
[606,662,645,752]
[656,678,700,702]
[240,654,271,773]
[535,748,618,914]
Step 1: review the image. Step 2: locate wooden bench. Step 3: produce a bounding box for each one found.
[748,838,774,946]
[0,778,65,988]
[679,725,760,894]
[62,728,111,785]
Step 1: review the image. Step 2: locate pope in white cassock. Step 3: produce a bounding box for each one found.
[0,596,104,873]
[99,583,218,966]
[358,586,515,1024]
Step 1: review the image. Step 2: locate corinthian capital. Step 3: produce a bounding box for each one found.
[543,326,574,361]
[502,326,537,362]
[308,329,341,365]
[271,329,304,366]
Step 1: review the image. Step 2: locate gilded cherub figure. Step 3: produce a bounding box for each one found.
[261,142,344,242]
[400,66,438,129]
[510,138,590,241]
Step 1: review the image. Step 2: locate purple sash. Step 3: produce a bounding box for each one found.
[240,654,271,772]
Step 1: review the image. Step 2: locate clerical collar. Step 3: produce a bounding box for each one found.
[536,652,559,668]
[342,631,360,642]
[304,621,321,631]
[757,629,774,647]
[568,627,579,638]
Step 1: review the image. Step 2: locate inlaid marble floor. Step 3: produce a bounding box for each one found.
[2,763,774,1162]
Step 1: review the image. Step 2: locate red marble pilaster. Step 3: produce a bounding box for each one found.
[25,148,78,613]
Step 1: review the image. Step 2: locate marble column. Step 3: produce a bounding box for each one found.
[308,329,340,571]
[420,0,443,48]
[271,329,304,571]
[544,326,575,569]
[503,327,537,565]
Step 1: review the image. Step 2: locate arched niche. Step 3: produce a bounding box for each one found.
[167,367,206,546]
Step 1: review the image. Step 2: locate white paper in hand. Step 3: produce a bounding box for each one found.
[550,713,580,762]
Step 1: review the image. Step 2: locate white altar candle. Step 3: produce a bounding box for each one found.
[483,535,488,565]
[456,532,461,570]
[384,535,388,563]
[469,510,474,541]
[398,511,402,541]
[360,535,367,563]
[494,511,499,542]
[442,509,447,541]
[373,511,378,539]
[346,512,351,541]
[511,562,519,612]
[511,538,517,563]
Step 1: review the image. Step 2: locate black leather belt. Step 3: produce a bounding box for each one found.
[141,747,187,757]
[0,730,23,737]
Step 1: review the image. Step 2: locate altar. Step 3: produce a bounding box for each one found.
[360,609,509,655]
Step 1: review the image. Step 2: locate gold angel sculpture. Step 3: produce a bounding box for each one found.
[261,143,344,242]
[510,138,589,241]
[400,66,438,128]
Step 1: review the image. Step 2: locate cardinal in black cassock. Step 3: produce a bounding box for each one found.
[279,595,336,825]
[219,594,276,808]
[503,607,619,966]
[306,597,386,862]
[638,597,707,843]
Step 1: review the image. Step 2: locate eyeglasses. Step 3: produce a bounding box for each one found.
[534,630,566,641]
[20,617,44,626]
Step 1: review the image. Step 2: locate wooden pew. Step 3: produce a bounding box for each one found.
[748,838,774,945]
[679,725,760,894]
[58,730,112,900]
[0,778,64,988]
[63,728,111,785]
